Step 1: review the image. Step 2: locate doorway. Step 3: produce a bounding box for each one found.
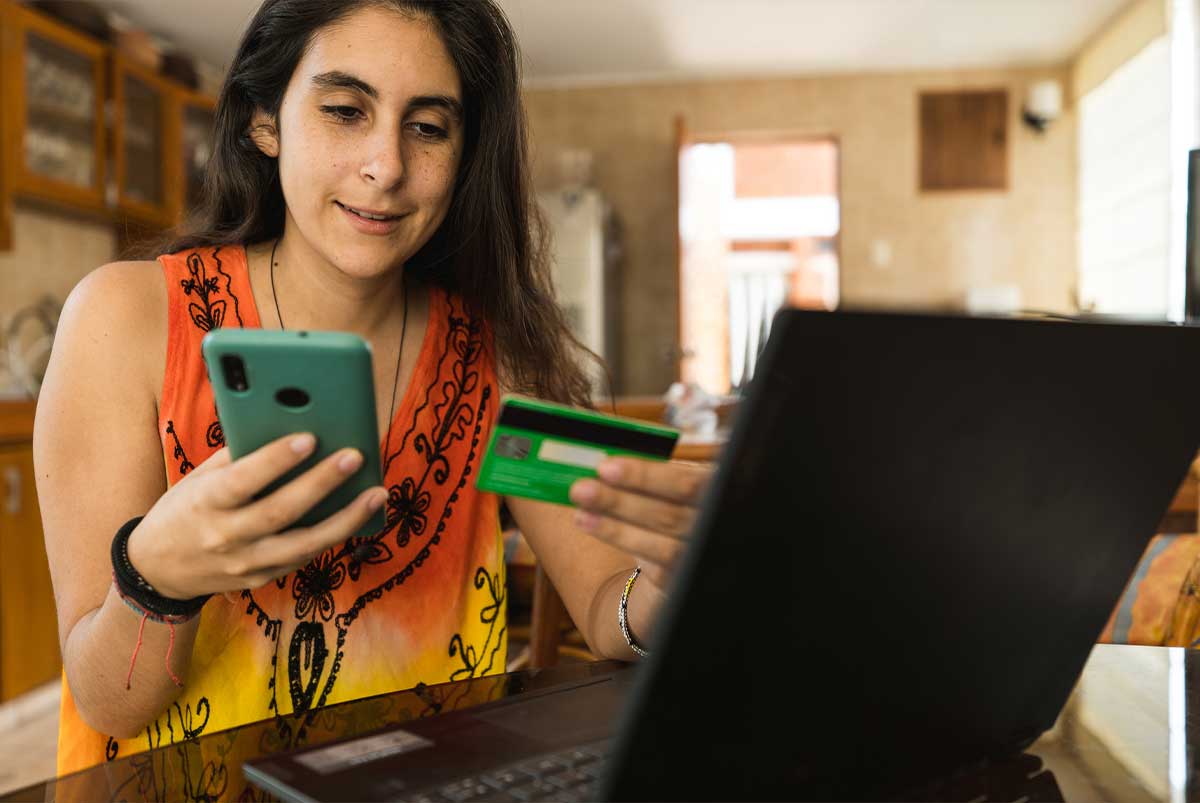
[677,131,840,393]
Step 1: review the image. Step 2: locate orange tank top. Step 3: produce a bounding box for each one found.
[56,245,507,789]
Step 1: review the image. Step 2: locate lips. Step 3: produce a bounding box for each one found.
[335,201,403,221]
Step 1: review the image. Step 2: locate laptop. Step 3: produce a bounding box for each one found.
[245,309,1200,801]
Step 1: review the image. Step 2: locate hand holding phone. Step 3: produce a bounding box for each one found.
[202,329,387,536]
[126,435,388,600]
[119,329,392,601]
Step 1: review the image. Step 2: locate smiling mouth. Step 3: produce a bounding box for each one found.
[335,201,403,222]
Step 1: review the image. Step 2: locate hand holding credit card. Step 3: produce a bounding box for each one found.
[475,396,680,505]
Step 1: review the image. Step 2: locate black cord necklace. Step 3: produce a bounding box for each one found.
[269,238,409,464]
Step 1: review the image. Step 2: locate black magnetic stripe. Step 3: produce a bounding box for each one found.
[499,404,677,457]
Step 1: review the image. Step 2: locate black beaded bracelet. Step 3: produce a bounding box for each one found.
[110,516,210,622]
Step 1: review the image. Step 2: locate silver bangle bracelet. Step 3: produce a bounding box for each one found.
[618,566,649,657]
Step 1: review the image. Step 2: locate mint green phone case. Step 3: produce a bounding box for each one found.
[201,329,386,538]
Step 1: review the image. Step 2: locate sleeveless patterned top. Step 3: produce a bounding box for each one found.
[56,245,507,786]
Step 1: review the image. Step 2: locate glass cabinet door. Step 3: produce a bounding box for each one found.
[180,99,216,214]
[9,5,107,211]
[120,73,163,206]
[113,57,173,225]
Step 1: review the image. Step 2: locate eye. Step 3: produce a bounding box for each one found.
[409,121,448,140]
[320,105,363,123]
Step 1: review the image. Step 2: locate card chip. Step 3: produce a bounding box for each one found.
[495,434,532,460]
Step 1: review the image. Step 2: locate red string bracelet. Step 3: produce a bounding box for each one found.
[113,574,194,689]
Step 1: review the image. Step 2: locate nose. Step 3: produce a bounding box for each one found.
[359,123,405,189]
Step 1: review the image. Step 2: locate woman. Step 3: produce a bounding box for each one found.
[34,0,709,788]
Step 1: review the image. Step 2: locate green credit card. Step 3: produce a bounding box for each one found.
[476,396,680,505]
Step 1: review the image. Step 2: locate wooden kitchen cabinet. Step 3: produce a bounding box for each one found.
[112,54,179,228]
[0,0,219,249]
[1,0,108,216]
[0,427,61,703]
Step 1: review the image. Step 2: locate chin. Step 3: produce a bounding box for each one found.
[326,243,412,280]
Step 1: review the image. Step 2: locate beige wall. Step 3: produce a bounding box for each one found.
[526,66,1078,395]
[1072,0,1168,99]
[0,206,116,396]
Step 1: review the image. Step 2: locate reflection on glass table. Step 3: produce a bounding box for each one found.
[4,645,1200,802]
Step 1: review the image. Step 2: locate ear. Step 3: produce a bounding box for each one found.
[247,109,280,158]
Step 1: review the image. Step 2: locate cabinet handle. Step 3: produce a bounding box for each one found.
[4,466,19,515]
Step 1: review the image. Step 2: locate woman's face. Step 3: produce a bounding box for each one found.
[259,6,464,279]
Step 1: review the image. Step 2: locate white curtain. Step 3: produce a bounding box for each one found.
[1077,35,1172,317]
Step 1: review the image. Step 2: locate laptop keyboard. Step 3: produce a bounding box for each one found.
[407,741,610,803]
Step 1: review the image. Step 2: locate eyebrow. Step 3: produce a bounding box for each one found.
[408,95,463,122]
[312,70,378,99]
[311,71,463,121]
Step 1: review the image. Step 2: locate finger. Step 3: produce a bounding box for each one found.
[205,433,317,508]
[569,479,695,539]
[188,446,232,477]
[243,486,388,578]
[594,457,712,504]
[229,447,369,539]
[574,510,686,570]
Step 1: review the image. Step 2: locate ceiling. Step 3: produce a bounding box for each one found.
[99,0,1134,85]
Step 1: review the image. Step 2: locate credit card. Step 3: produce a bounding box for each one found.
[475,396,680,505]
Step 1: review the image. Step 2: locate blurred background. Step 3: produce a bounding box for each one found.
[0,0,1194,794]
[1,0,1192,400]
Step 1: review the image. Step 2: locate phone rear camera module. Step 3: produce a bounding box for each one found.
[275,387,311,409]
[221,355,249,393]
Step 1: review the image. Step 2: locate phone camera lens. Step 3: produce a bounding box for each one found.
[221,355,249,392]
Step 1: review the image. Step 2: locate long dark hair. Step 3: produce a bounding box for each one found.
[160,0,595,407]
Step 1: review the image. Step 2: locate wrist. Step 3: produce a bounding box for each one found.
[123,518,175,598]
[114,516,209,615]
[619,566,663,657]
[625,572,663,646]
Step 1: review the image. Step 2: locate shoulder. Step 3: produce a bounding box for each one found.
[62,260,166,338]
[63,260,165,334]
[56,260,167,394]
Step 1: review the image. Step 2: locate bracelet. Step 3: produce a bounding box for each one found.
[618,566,649,657]
[111,516,210,622]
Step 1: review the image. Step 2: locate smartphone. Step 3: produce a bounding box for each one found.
[201,329,386,537]
[476,395,679,506]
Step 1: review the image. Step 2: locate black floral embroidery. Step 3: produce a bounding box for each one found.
[347,538,393,582]
[240,590,285,716]
[311,331,491,725]
[291,549,345,622]
[387,477,431,547]
[287,622,328,715]
[165,420,195,474]
[178,248,244,334]
[206,419,224,448]
[129,273,501,797]
[449,566,506,682]
[180,253,227,332]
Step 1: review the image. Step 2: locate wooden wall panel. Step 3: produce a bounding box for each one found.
[920,89,1008,191]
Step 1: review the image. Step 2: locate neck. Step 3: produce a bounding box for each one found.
[268,221,406,337]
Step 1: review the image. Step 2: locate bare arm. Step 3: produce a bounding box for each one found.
[35,261,187,737]
[506,497,661,660]
[36,263,387,738]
